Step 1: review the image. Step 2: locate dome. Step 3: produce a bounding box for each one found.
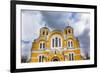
[64,26,74,35]
[40,27,49,36]
[65,26,73,29]
[40,27,49,29]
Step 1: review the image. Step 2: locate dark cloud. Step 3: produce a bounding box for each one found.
[21,40,32,56]
[22,10,90,57]
[78,29,90,56]
[41,11,73,30]
[41,11,90,56]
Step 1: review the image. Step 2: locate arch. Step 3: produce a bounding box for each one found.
[47,30,64,40]
[51,56,60,61]
[67,39,73,48]
[51,35,62,49]
[40,27,49,36]
[68,52,74,60]
[39,42,45,50]
[47,31,64,49]
[64,26,74,35]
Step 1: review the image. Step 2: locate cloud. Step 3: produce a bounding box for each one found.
[41,11,74,30]
[78,29,90,56]
[71,13,90,56]
[41,11,90,56]
[21,10,44,57]
[72,13,90,37]
[21,10,90,58]
[22,10,44,41]
[21,41,31,56]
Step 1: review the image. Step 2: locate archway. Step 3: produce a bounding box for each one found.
[51,57,60,61]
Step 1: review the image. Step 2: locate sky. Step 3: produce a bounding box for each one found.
[21,10,90,58]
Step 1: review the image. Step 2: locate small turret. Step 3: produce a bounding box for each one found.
[64,26,73,35]
[64,20,74,35]
[40,27,49,37]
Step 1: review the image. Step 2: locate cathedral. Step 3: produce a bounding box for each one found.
[30,24,81,62]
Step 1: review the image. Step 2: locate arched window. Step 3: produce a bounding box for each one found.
[46,32,48,35]
[52,39,54,47]
[55,37,58,47]
[68,29,71,34]
[69,53,71,60]
[43,31,45,35]
[52,37,61,48]
[68,41,70,47]
[72,53,74,60]
[43,43,45,48]
[40,43,42,49]
[67,40,73,48]
[59,38,61,47]
[39,55,45,62]
[69,53,74,60]
[39,55,42,62]
[71,41,73,47]
[40,42,45,49]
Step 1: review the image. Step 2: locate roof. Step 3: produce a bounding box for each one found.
[40,27,49,29]
[65,26,73,29]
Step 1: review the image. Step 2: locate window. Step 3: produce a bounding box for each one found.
[40,43,42,49]
[71,41,73,47]
[72,53,74,60]
[43,43,45,48]
[69,53,74,60]
[59,38,61,47]
[68,41,70,47]
[52,39,54,47]
[46,32,48,35]
[67,40,73,48]
[39,55,42,62]
[40,42,45,49]
[69,53,71,60]
[43,31,45,35]
[39,55,44,62]
[68,29,71,34]
[52,37,61,48]
[55,37,58,47]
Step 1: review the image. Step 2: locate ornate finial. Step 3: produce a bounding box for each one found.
[43,21,46,27]
[45,23,46,27]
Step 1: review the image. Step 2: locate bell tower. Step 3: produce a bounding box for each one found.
[64,20,74,36]
[40,24,49,37]
[65,26,73,35]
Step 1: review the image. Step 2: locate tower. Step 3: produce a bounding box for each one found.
[40,23,49,37]
[64,20,74,36]
[64,26,73,35]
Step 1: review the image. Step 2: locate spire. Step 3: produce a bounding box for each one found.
[43,21,46,27]
[44,23,46,27]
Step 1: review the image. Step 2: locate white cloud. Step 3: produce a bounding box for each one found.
[21,11,44,57]
[22,11,44,42]
[72,13,90,37]
[21,11,90,58]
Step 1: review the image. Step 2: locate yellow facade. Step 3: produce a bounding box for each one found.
[30,26,81,62]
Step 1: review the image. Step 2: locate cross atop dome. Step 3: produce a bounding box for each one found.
[44,22,46,27]
[67,19,71,26]
[42,21,47,27]
[64,19,74,35]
